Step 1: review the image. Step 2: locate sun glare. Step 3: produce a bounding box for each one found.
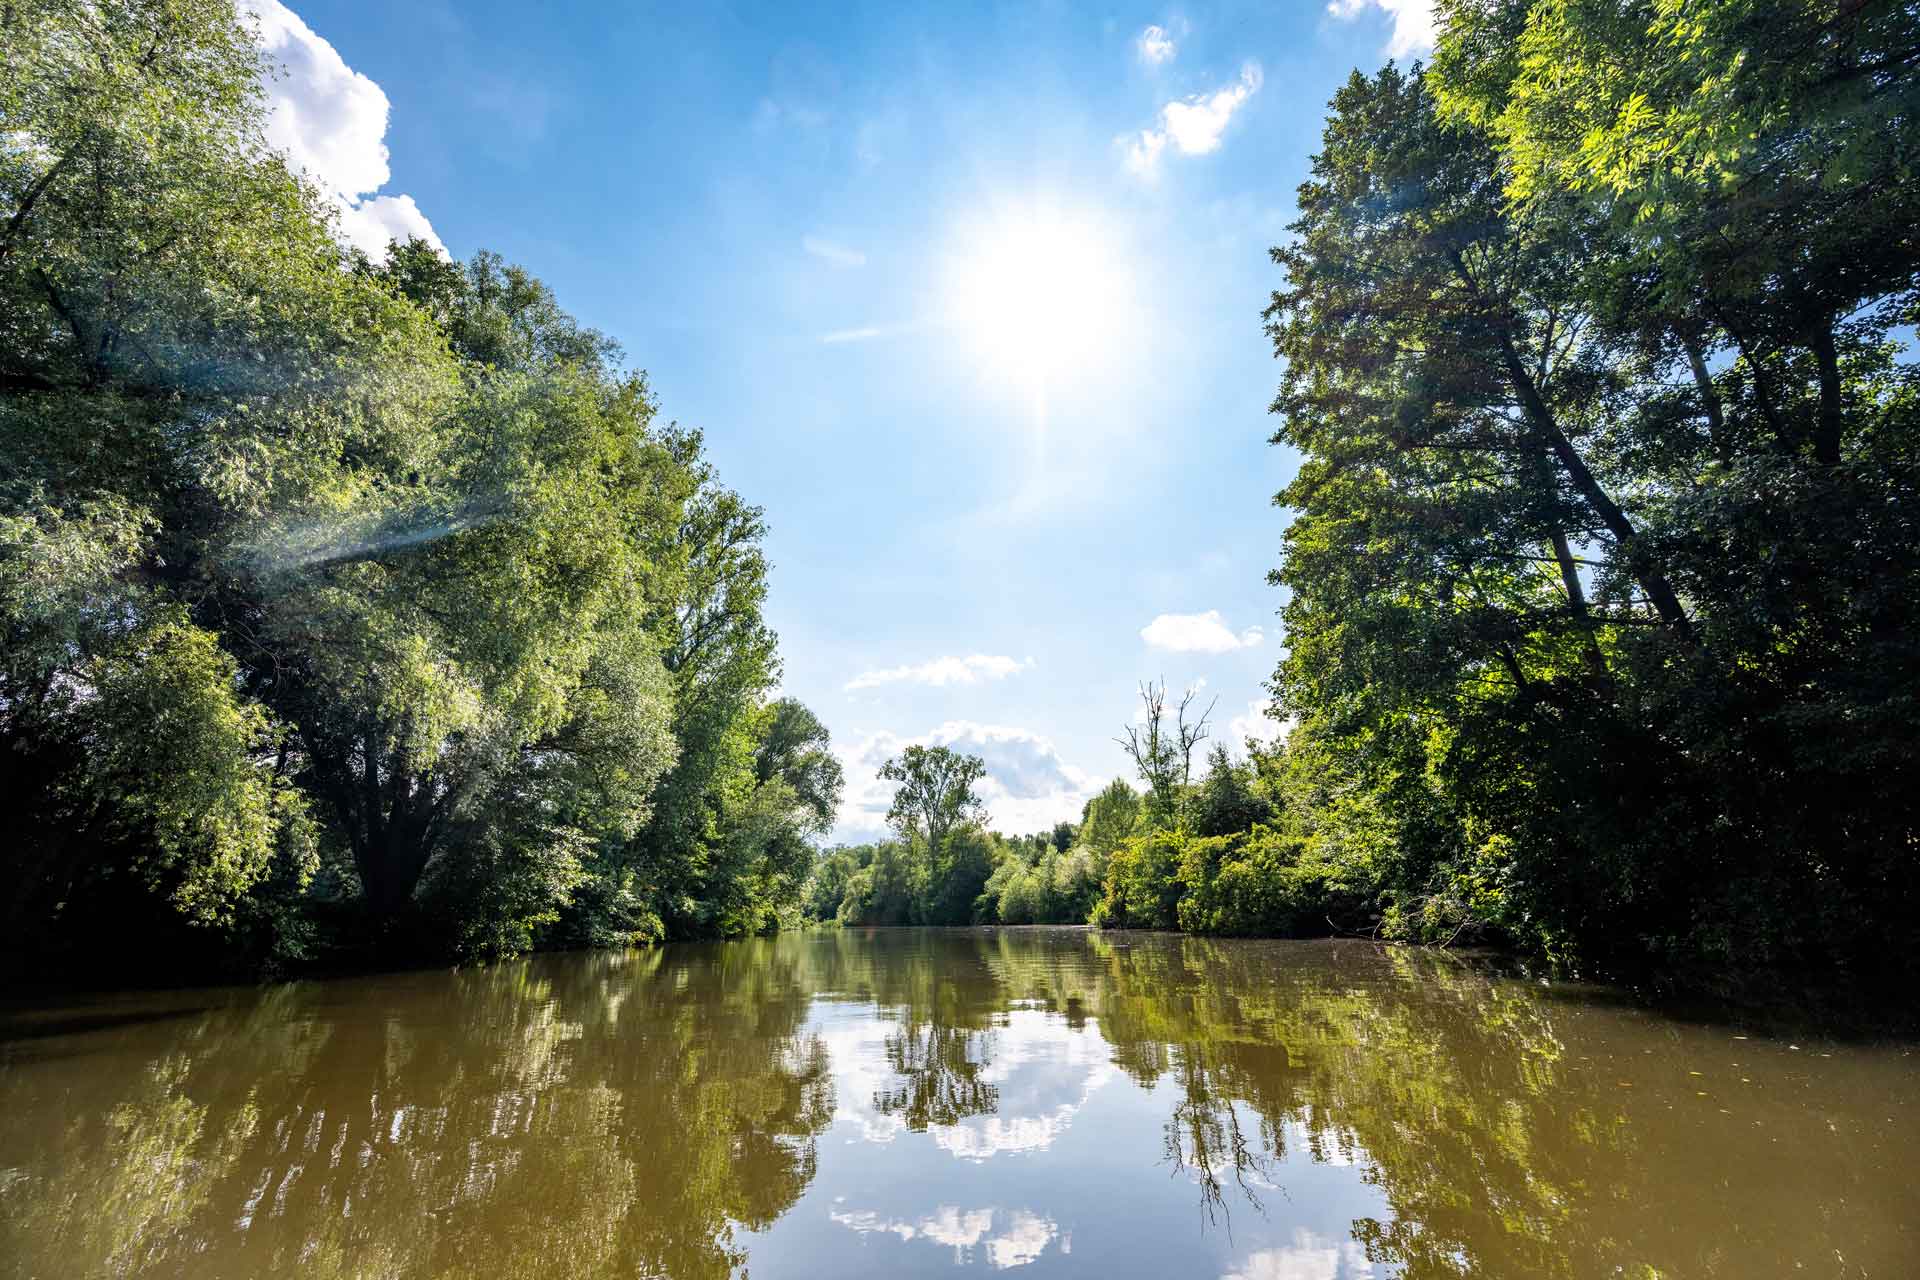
[944,203,1134,386]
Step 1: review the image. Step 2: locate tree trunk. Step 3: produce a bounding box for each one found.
[1549,526,1611,679]
[1497,336,1696,642]
[1678,328,1732,464]
[1808,322,1844,466]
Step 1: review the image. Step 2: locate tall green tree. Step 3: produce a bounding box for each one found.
[1265,15,1920,975]
[0,0,437,962]
[878,745,988,853]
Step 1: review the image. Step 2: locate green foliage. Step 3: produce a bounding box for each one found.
[0,0,833,975]
[1175,826,1379,938]
[815,818,1107,930]
[879,745,988,849]
[834,841,924,926]
[85,618,311,924]
[1096,829,1187,930]
[1255,6,1920,980]
[924,826,995,925]
[1189,746,1275,839]
[1079,779,1142,858]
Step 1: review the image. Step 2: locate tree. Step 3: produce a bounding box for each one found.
[1262,23,1920,976]
[607,432,786,939]
[754,698,845,832]
[0,0,441,962]
[1079,780,1143,859]
[1117,681,1214,824]
[1190,746,1274,839]
[879,745,988,853]
[1433,0,1920,469]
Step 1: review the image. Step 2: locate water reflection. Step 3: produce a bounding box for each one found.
[3,930,1917,1279]
[830,1204,1059,1269]
[1,948,832,1279]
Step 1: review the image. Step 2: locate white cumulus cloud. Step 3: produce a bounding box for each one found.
[846,654,1033,692]
[1123,62,1262,178]
[1326,0,1438,58]
[986,1211,1059,1268]
[834,720,1099,841]
[1136,24,1178,65]
[247,0,443,260]
[1228,698,1290,748]
[1140,610,1264,654]
[803,234,867,267]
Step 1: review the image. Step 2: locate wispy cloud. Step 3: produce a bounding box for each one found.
[846,654,1033,691]
[1122,62,1263,179]
[803,234,867,268]
[1140,609,1264,653]
[246,1,443,259]
[1136,24,1178,65]
[830,1205,1059,1266]
[1326,0,1438,58]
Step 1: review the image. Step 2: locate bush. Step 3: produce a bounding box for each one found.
[1097,830,1186,929]
[1176,824,1375,937]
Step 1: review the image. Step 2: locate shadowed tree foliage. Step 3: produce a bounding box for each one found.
[0,0,835,976]
[1259,3,1920,979]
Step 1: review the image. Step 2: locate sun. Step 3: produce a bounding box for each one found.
[943,201,1134,386]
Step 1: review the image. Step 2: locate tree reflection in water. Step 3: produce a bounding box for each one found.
[874,1023,998,1132]
[4,931,1917,1279]
[1,946,833,1279]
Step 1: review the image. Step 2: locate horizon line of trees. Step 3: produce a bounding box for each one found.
[805,683,1374,937]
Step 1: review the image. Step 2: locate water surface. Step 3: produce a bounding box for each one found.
[2,930,1914,1278]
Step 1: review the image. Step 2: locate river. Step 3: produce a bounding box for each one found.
[1,929,1914,1278]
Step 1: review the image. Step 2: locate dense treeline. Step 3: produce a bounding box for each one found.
[1255,0,1920,980]
[1,1,839,978]
[806,687,1374,937]
[8,0,1916,993]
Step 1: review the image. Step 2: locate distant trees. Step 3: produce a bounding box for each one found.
[810,742,1126,929]
[1116,680,1214,824]
[880,745,988,850]
[0,0,835,976]
[809,706,1327,934]
[828,747,990,926]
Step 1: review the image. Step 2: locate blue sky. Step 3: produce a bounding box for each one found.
[252,0,1434,840]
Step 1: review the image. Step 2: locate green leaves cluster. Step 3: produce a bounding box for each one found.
[1261,1,1920,978]
[0,0,836,975]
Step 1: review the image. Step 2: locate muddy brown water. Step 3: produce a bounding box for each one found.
[2,929,1915,1278]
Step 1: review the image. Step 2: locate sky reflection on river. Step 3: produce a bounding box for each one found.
[2,930,1916,1278]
